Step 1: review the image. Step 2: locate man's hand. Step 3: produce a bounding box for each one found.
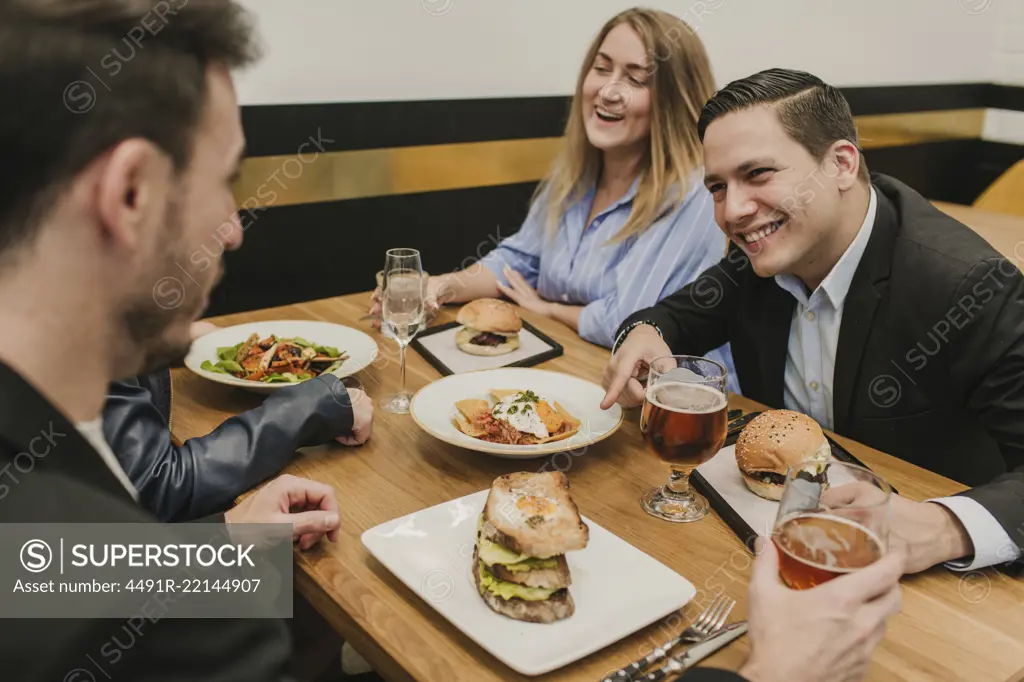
[226,474,340,551]
[334,387,374,446]
[822,484,974,573]
[739,539,904,682]
[600,325,671,409]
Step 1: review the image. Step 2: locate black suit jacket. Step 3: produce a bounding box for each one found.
[103,369,355,521]
[0,361,293,681]
[620,174,1024,558]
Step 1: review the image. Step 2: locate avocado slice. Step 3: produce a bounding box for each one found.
[500,557,558,572]
[477,562,556,602]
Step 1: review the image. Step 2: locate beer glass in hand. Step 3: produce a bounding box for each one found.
[640,355,728,523]
[772,462,891,589]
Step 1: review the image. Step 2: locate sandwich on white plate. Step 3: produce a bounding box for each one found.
[734,409,831,501]
[474,471,589,623]
[455,298,522,356]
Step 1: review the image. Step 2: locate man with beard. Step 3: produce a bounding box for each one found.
[0,1,345,679]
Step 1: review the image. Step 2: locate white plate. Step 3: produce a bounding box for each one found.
[361,490,696,676]
[409,368,623,458]
[184,320,378,394]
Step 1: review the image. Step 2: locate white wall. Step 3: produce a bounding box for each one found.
[990,0,1024,86]
[983,0,1024,145]
[235,0,1002,106]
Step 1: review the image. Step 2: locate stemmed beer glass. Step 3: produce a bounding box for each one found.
[640,355,729,523]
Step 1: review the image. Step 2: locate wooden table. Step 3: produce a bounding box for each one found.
[170,293,1024,682]
[934,201,1024,265]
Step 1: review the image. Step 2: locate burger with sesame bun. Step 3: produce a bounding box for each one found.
[455,298,523,356]
[734,410,831,501]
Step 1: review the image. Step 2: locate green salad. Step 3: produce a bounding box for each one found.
[201,333,347,383]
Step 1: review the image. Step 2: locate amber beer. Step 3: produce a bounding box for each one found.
[641,383,727,471]
[773,513,885,589]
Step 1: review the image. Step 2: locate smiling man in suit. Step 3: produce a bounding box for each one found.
[604,69,1023,578]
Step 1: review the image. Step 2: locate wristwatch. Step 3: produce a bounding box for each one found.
[612,320,663,355]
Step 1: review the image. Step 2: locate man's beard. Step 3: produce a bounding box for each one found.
[119,197,217,377]
[122,298,198,374]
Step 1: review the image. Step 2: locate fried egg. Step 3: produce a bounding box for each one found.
[491,391,550,439]
[513,491,558,517]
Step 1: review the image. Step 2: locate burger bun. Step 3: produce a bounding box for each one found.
[739,471,785,501]
[456,299,522,334]
[455,299,522,356]
[734,410,830,501]
[455,327,521,356]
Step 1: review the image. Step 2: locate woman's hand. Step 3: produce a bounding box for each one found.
[190,321,219,341]
[367,288,383,329]
[367,274,440,330]
[496,266,552,317]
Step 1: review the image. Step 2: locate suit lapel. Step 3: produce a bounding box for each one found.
[0,361,136,503]
[832,187,898,433]
[833,286,882,433]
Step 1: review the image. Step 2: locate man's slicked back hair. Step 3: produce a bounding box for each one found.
[697,68,868,182]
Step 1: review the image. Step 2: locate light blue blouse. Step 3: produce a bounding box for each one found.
[479,173,741,394]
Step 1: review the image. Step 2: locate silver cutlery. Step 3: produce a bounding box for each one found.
[601,593,736,682]
[642,621,748,681]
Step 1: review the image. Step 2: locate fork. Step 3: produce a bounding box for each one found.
[601,593,737,682]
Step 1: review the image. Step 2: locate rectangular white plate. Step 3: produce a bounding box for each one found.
[361,490,696,676]
[415,324,556,374]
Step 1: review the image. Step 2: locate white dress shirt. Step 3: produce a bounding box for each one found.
[76,419,138,501]
[776,187,1020,571]
[776,188,878,430]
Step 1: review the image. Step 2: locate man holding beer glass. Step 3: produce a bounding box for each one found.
[603,68,1022,577]
[635,358,904,680]
[737,464,904,682]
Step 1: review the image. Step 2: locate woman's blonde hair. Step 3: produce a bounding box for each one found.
[537,8,715,242]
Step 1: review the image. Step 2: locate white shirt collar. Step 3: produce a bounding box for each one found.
[76,418,139,501]
[776,186,878,309]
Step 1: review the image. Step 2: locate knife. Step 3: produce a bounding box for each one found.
[639,622,749,681]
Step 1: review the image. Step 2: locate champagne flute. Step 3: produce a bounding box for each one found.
[379,248,425,414]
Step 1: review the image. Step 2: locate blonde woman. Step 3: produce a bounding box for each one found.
[372,8,738,391]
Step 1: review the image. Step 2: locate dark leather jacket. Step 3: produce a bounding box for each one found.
[102,368,355,521]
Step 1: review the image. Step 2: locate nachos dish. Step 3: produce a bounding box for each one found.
[454,390,581,445]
